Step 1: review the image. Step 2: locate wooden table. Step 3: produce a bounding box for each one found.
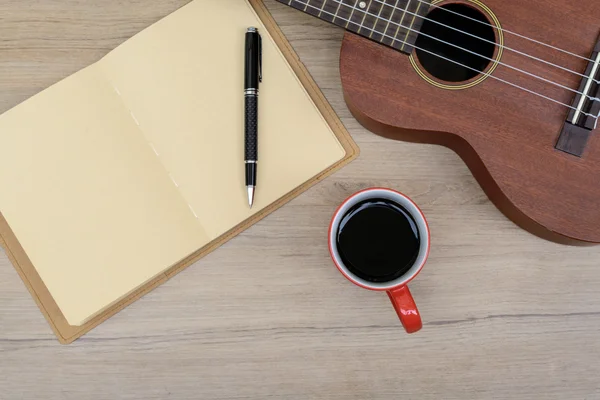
[1,1,599,398]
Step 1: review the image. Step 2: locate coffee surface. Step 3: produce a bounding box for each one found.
[336,199,421,283]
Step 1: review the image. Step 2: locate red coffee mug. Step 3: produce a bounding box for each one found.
[328,188,430,334]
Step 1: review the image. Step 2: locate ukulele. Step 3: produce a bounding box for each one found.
[276,0,600,245]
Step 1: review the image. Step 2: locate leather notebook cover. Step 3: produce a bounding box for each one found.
[0,0,358,344]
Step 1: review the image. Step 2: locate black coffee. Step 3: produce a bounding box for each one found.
[336,199,421,283]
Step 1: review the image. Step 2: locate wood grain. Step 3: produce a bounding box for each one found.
[340,0,600,243]
[1,1,600,399]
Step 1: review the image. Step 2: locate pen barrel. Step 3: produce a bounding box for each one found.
[245,30,261,90]
[245,95,259,162]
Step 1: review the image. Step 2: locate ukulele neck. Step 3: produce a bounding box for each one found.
[276,0,431,54]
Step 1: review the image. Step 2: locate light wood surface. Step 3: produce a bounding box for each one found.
[1,1,599,398]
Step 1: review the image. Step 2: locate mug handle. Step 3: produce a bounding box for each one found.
[387,286,422,334]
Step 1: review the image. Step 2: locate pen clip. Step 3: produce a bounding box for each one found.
[258,33,263,83]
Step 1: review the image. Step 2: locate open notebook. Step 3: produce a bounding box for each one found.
[0,0,358,342]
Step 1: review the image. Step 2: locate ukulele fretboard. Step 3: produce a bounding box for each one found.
[277,0,431,54]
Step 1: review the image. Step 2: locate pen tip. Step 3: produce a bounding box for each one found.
[247,186,255,208]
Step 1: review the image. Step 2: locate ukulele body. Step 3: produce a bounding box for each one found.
[339,0,600,244]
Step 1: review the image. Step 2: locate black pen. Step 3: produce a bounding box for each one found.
[244,27,262,208]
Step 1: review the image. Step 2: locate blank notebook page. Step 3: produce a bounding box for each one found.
[0,0,346,326]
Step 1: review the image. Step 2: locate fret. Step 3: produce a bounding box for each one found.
[317,0,327,16]
[317,0,332,22]
[332,0,356,28]
[289,0,328,23]
[323,0,343,24]
[287,0,307,15]
[345,1,379,37]
[303,0,310,12]
[381,0,401,46]
[361,1,384,38]
[346,0,363,30]
[409,0,429,50]
[400,0,418,51]
[300,0,321,18]
[356,1,373,35]
[369,1,387,41]
[279,0,431,55]
[331,0,344,25]
[304,0,333,23]
[398,0,427,53]
[391,0,411,50]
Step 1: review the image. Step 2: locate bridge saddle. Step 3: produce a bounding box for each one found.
[556,36,600,157]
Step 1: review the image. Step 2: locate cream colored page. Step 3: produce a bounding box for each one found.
[0,66,209,326]
[99,0,346,239]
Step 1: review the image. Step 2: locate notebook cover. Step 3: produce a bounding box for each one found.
[0,0,358,344]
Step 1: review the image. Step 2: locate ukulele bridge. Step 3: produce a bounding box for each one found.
[556,36,600,157]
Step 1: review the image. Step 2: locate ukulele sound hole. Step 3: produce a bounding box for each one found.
[415,3,496,83]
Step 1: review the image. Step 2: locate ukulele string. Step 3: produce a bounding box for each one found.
[330,0,598,100]
[414,0,597,64]
[349,0,600,86]
[324,0,600,102]
[291,0,600,120]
